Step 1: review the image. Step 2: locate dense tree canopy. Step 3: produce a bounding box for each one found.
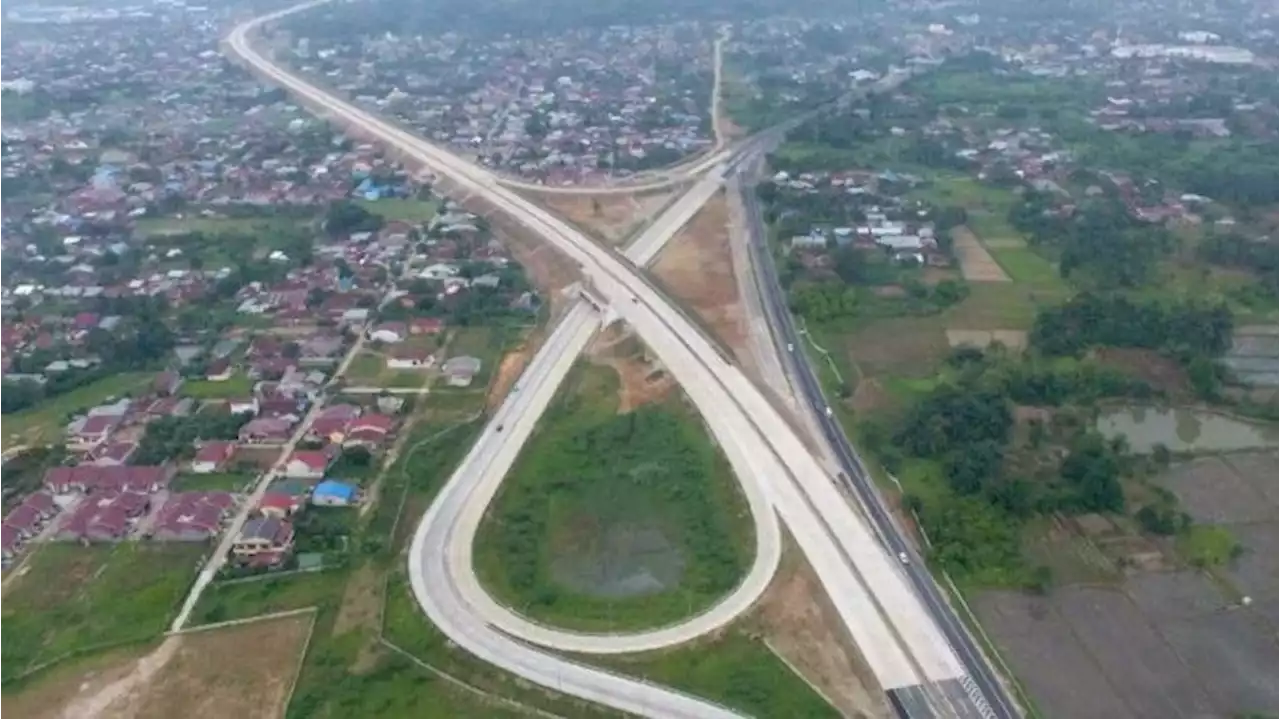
[1029,292,1233,358]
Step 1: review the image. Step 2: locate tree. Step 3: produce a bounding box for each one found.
[944,440,1004,495]
[325,200,384,235]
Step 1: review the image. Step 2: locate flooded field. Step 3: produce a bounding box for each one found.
[1096,406,1276,453]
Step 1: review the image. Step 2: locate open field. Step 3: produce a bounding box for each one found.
[134,215,303,238]
[439,325,511,389]
[976,451,1279,719]
[538,190,674,245]
[595,627,841,719]
[181,375,255,399]
[192,570,350,626]
[355,197,439,223]
[3,543,206,679]
[651,192,749,355]
[2,643,152,717]
[951,226,1010,283]
[4,372,154,445]
[989,247,1065,288]
[113,615,311,719]
[343,349,434,389]
[474,360,754,632]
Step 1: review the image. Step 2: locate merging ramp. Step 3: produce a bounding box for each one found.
[228,6,1001,718]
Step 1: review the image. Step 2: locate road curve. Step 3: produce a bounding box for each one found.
[420,173,781,656]
[228,5,981,716]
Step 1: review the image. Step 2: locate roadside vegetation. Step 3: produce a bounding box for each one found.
[184,392,624,719]
[760,53,1277,595]
[474,361,754,632]
[596,629,841,719]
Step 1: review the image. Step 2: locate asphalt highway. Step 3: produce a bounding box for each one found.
[737,150,1017,719]
[228,6,1003,717]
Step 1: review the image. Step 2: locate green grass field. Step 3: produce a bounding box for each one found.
[134,215,302,237]
[990,247,1066,288]
[909,174,1019,215]
[438,326,509,389]
[5,372,153,445]
[356,198,439,223]
[597,630,841,719]
[192,570,350,625]
[181,375,255,399]
[3,543,205,679]
[474,362,755,632]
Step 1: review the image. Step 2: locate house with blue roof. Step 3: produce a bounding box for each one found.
[312,479,359,507]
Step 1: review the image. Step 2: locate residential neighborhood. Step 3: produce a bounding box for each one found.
[274,14,717,185]
[0,0,542,576]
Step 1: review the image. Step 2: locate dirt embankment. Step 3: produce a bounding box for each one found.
[587,326,675,413]
[753,542,893,719]
[538,191,674,246]
[651,193,748,356]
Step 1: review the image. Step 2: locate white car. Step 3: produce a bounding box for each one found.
[786,343,794,352]
[898,552,910,565]
[824,406,833,418]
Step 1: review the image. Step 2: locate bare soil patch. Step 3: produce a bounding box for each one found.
[651,193,748,356]
[951,226,1011,282]
[2,645,150,719]
[539,191,673,245]
[945,329,1028,351]
[587,328,675,413]
[109,616,312,719]
[753,545,890,719]
[487,330,538,410]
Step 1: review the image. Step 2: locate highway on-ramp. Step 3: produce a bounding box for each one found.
[228,5,1002,718]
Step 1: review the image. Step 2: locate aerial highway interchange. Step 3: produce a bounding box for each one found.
[227,4,1017,717]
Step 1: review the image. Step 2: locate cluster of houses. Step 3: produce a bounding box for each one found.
[296,22,715,185]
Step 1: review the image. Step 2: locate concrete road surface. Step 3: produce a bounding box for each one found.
[227,6,990,717]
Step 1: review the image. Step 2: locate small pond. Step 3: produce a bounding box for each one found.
[1096,406,1277,454]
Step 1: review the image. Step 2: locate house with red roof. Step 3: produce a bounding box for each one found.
[4,505,43,538]
[345,414,396,448]
[2,524,22,560]
[21,492,58,518]
[282,449,333,479]
[191,441,237,474]
[85,506,131,542]
[409,317,445,335]
[257,491,303,518]
[150,492,235,541]
[239,417,295,444]
[43,465,175,495]
[69,414,122,449]
[206,357,234,381]
[88,440,138,466]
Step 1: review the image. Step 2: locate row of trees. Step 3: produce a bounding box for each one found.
[1030,292,1233,359]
